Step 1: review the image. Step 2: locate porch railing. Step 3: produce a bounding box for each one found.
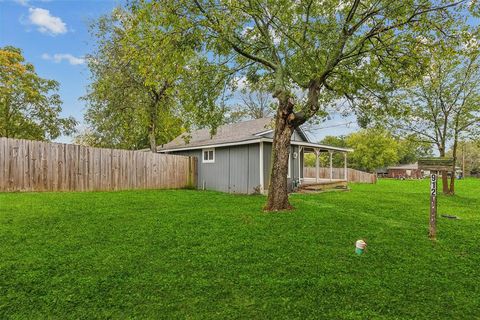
[303,167,377,184]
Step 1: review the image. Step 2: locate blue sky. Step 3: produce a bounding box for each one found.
[1,0,387,143]
[0,0,125,143]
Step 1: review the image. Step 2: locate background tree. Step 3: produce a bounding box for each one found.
[397,136,433,164]
[308,135,348,167]
[384,39,480,194]
[345,129,400,172]
[224,88,275,123]
[303,130,433,170]
[158,0,465,210]
[81,6,225,151]
[447,140,480,176]
[0,46,76,140]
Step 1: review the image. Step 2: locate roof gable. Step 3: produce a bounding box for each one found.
[255,127,309,142]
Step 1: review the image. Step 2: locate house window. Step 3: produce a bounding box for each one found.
[202,148,215,163]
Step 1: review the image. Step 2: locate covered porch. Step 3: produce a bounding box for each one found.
[290,141,352,188]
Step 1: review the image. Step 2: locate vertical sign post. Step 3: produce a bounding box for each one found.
[419,158,453,240]
[429,173,437,240]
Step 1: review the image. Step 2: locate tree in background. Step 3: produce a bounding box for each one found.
[397,136,433,165]
[384,39,480,194]
[0,46,76,141]
[447,140,480,176]
[304,130,433,171]
[80,6,225,151]
[224,89,275,124]
[345,129,400,172]
[304,135,348,167]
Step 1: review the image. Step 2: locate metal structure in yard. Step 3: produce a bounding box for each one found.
[418,158,454,240]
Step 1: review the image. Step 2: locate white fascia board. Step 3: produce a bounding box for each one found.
[296,126,311,142]
[289,140,353,153]
[254,129,274,136]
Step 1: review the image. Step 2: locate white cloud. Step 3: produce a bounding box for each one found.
[42,53,85,65]
[28,7,67,35]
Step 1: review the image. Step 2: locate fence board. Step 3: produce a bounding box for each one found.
[0,138,197,192]
[304,167,377,184]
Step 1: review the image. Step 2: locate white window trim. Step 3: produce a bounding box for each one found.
[202,148,215,163]
[287,152,292,178]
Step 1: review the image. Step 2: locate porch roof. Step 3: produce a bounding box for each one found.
[290,141,352,153]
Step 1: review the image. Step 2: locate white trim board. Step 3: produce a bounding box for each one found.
[259,142,264,193]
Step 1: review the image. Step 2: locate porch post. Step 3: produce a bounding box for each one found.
[329,150,333,181]
[259,142,264,193]
[315,148,320,183]
[298,146,303,184]
[344,152,348,182]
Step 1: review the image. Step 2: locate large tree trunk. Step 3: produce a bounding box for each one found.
[441,171,449,194]
[148,106,157,153]
[439,147,450,195]
[449,168,456,194]
[449,128,460,195]
[148,128,156,152]
[265,100,295,211]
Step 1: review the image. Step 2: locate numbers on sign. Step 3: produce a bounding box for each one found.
[429,172,438,239]
[430,174,437,196]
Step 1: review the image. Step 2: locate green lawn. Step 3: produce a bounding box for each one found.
[1,179,479,319]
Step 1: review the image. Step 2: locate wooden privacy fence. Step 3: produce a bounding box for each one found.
[303,167,377,184]
[0,137,197,192]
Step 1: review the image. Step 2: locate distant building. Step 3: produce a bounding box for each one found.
[386,163,424,179]
[376,168,388,178]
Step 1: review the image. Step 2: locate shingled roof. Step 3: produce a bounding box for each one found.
[158,118,276,151]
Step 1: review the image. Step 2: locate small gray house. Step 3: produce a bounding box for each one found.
[158,118,351,194]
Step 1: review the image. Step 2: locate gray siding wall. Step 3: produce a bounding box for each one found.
[170,130,307,194]
[263,143,301,192]
[170,144,260,194]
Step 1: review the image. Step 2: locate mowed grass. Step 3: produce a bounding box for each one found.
[1,179,479,319]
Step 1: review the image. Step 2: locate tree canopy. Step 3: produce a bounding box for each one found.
[305,130,432,171]
[0,46,76,141]
[447,140,480,175]
[90,0,469,210]
[376,34,480,193]
[80,5,227,151]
